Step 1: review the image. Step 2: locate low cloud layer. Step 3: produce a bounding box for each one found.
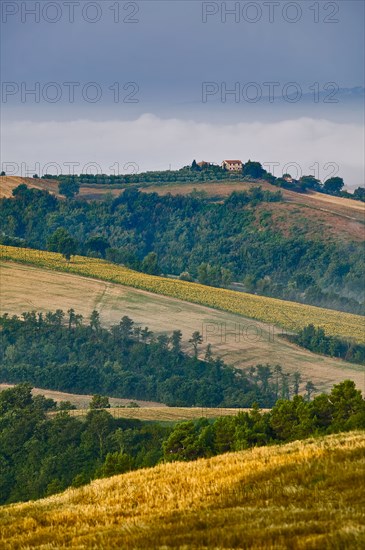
[2,115,364,188]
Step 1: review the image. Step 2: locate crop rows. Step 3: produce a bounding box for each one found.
[1,245,364,343]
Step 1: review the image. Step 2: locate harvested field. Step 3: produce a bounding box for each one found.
[1,260,364,393]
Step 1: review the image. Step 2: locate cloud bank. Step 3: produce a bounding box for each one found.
[2,115,364,188]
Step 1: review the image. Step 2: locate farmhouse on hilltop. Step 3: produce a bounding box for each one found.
[221,160,243,171]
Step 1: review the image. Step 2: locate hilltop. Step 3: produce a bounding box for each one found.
[1,431,364,549]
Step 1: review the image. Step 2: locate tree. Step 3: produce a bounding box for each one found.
[89,395,111,409]
[0,383,33,414]
[99,451,133,477]
[242,161,266,179]
[0,171,5,176]
[170,330,182,355]
[85,236,109,258]
[140,326,153,343]
[84,409,113,459]
[12,183,29,198]
[197,263,209,285]
[60,235,77,260]
[221,267,232,287]
[299,175,321,191]
[273,365,282,400]
[204,344,213,362]
[89,310,101,332]
[353,187,365,202]
[58,180,80,199]
[323,177,344,195]
[45,479,64,497]
[119,316,134,342]
[305,381,316,401]
[270,396,306,441]
[281,372,290,400]
[33,395,57,411]
[67,308,82,329]
[141,252,160,275]
[295,273,314,290]
[213,416,236,453]
[47,228,77,261]
[293,372,301,396]
[329,380,365,430]
[163,421,207,462]
[189,331,203,358]
[256,365,272,395]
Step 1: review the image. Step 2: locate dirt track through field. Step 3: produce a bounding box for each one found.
[1,261,364,393]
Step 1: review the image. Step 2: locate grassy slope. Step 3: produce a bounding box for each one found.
[51,406,263,421]
[0,384,163,409]
[0,385,263,420]
[0,176,124,201]
[1,246,364,343]
[141,181,365,243]
[1,176,364,242]
[1,261,364,393]
[1,431,364,549]
[0,176,62,198]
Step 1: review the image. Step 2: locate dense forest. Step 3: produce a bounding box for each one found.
[1,381,364,504]
[0,310,308,408]
[1,185,364,313]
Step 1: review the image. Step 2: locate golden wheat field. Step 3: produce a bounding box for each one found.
[1,245,364,344]
[1,431,364,549]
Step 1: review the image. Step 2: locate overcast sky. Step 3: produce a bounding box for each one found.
[1,0,364,186]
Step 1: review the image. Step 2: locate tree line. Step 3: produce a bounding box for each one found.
[287,324,365,364]
[29,159,365,202]
[0,380,364,505]
[0,310,310,408]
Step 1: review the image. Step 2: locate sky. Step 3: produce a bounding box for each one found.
[1,0,364,186]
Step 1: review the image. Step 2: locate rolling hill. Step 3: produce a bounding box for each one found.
[1,176,364,316]
[1,259,364,393]
[1,431,364,549]
[140,181,365,244]
[1,175,364,239]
